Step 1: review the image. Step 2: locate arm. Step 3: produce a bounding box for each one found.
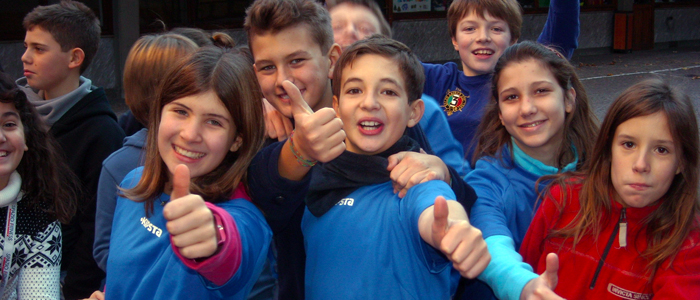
[537,0,580,59]
[18,221,62,299]
[93,165,119,272]
[478,235,539,300]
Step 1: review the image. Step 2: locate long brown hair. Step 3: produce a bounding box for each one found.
[123,35,265,214]
[472,41,598,169]
[549,78,700,275]
[0,72,78,223]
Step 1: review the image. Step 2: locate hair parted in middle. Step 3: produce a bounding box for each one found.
[123,34,265,214]
[447,0,522,43]
[332,35,424,103]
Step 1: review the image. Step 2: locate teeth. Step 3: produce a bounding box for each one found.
[0,151,6,157]
[522,121,544,128]
[360,121,380,127]
[473,50,494,55]
[174,146,205,159]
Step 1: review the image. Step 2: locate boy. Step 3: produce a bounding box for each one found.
[244,0,476,298]
[423,0,579,166]
[303,35,489,299]
[18,1,125,298]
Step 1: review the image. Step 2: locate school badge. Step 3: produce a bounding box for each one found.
[443,88,468,116]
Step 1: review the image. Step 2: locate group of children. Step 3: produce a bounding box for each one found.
[0,0,697,299]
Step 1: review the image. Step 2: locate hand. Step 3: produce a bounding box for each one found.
[431,196,490,279]
[284,80,345,163]
[263,98,294,141]
[82,290,105,300]
[521,253,564,300]
[164,164,218,259]
[387,152,451,198]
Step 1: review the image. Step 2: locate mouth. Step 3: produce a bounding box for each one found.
[173,145,205,160]
[23,70,34,76]
[358,120,384,135]
[277,88,306,102]
[629,183,651,191]
[519,120,546,128]
[472,49,495,56]
[0,151,7,157]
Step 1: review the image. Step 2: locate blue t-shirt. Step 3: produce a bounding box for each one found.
[106,167,272,300]
[302,180,456,299]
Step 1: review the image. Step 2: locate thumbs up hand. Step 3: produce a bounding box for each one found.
[428,196,490,279]
[164,164,218,259]
[521,253,564,300]
[283,80,345,163]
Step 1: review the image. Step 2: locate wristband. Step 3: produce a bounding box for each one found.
[213,213,226,248]
[289,130,318,167]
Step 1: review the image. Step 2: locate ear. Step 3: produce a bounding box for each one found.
[229,135,243,152]
[332,95,341,118]
[498,111,505,126]
[23,144,28,151]
[676,164,682,175]
[327,43,342,79]
[68,48,85,70]
[565,87,576,113]
[451,37,459,51]
[407,99,425,128]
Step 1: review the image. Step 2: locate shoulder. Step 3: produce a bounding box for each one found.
[16,198,57,236]
[120,167,145,189]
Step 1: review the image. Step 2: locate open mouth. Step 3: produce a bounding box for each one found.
[174,145,205,159]
[360,121,382,131]
[472,49,494,55]
[520,120,546,128]
[0,151,7,157]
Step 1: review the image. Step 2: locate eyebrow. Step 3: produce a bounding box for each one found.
[1,112,19,118]
[343,77,401,87]
[498,81,553,96]
[169,102,230,123]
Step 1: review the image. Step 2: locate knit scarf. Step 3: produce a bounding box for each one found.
[306,135,421,217]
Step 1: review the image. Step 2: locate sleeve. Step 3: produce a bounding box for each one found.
[519,195,557,273]
[419,94,468,177]
[478,235,538,300]
[248,141,311,234]
[466,160,513,239]
[404,181,457,272]
[17,220,62,299]
[449,169,477,218]
[652,235,700,299]
[537,0,580,59]
[93,164,120,272]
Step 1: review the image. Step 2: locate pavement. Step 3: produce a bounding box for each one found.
[571,46,700,120]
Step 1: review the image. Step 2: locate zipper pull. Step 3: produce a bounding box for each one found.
[619,208,627,248]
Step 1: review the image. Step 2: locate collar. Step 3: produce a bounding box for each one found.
[18,76,93,127]
[511,138,578,177]
[0,172,22,207]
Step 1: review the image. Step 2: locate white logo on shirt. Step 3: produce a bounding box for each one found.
[140,217,163,237]
[607,283,652,300]
[335,198,354,206]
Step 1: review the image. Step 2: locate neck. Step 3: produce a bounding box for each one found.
[42,73,81,100]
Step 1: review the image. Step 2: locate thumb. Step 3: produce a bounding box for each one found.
[283,80,313,117]
[171,164,191,200]
[431,196,449,245]
[387,152,406,171]
[543,253,559,289]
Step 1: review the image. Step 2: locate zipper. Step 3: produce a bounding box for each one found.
[589,208,626,289]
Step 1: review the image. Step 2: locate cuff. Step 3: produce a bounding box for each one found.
[171,202,242,286]
[478,235,538,300]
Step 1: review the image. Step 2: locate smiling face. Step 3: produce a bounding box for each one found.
[330,3,382,50]
[611,112,680,208]
[0,102,28,190]
[451,10,513,77]
[251,24,340,118]
[21,27,75,97]
[333,54,423,155]
[157,91,243,180]
[497,59,574,166]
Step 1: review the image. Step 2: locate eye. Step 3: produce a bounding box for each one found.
[492,27,505,32]
[656,146,670,154]
[621,141,635,149]
[535,88,550,94]
[501,94,518,102]
[258,64,275,72]
[174,109,188,116]
[207,119,223,127]
[462,26,475,32]
[291,58,305,65]
[381,89,399,97]
[3,122,17,129]
[345,88,361,95]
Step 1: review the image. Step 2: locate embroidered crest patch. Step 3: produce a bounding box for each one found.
[443,88,468,116]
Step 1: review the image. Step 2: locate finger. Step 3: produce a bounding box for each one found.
[283,80,313,116]
[461,246,491,279]
[178,239,219,259]
[165,202,212,235]
[170,221,216,248]
[431,196,449,244]
[282,115,294,138]
[387,152,407,171]
[171,164,191,200]
[533,286,565,300]
[271,112,289,141]
[544,253,559,289]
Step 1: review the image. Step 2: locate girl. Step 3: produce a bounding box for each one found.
[464,40,598,300]
[101,42,271,299]
[520,78,700,298]
[0,72,78,299]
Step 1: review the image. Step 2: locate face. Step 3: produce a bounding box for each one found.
[330,3,382,50]
[333,54,423,155]
[611,112,680,208]
[21,27,76,93]
[251,25,340,118]
[158,91,243,180]
[451,10,513,76]
[497,59,574,166]
[0,102,28,190]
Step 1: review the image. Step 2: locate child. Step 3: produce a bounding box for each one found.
[0,72,79,298]
[93,33,198,272]
[17,1,125,298]
[520,78,700,298]
[303,34,489,299]
[422,0,579,164]
[465,41,598,300]
[102,44,272,299]
[327,0,392,51]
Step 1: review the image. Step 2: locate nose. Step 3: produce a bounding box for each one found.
[180,118,203,143]
[360,92,380,111]
[0,131,6,143]
[632,150,651,173]
[21,48,31,65]
[345,24,360,41]
[519,95,537,117]
[476,28,492,43]
[275,66,293,90]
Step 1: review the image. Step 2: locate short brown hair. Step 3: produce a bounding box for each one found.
[23,0,101,73]
[123,33,199,126]
[244,0,334,54]
[124,42,265,214]
[327,0,392,38]
[447,0,522,43]
[332,35,424,103]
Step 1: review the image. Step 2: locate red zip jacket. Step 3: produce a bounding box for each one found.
[521,182,700,299]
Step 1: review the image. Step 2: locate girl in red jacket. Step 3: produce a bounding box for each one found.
[520,78,700,299]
